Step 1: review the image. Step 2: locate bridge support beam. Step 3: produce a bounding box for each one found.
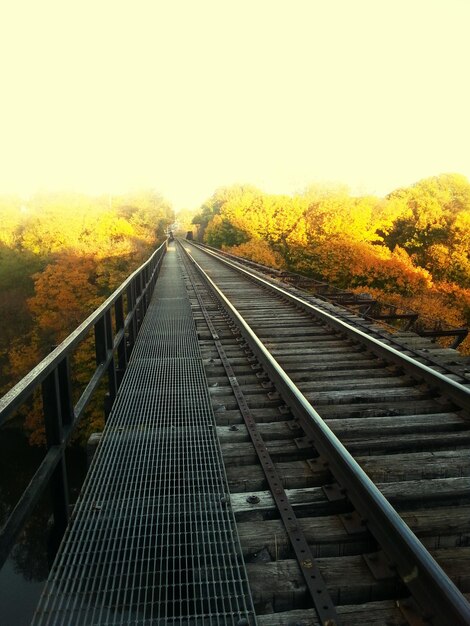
[42,366,70,537]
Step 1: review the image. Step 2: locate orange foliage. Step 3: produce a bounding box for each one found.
[293,237,432,296]
[7,335,42,384]
[28,254,102,342]
[0,190,173,445]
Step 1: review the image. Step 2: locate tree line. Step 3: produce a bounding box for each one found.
[191,173,470,354]
[1,175,469,443]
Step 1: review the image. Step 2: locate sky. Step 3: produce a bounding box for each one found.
[1,0,469,211]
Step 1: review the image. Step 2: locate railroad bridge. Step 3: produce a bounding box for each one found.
[1,239,470,625]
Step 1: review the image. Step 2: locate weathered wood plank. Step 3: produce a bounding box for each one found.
[344,430,470,455]
[326,413,465,437]
[217,421,302,444]
[231,486,328,518]
[211,394,282,411]
[265,353,379,365]
[316,398,455,418]
[209,383,271,396]
[206,373,268,386]
[226,460,327,492]
[289,367,392,382]
[220,439,308,465]
[357,450,470,482]
[214,407,291,426]
[272,357,382,371]
[258,328,344,338]
[380,477,470,506]
[256,602,408,626]
[246,557,403,609]
[269,345,371,356]
[431,547,470,591]
[304,387,426,405]
[248,552,470,611]
[231,478,470,518]
[239,516,371,559]
[294,376,408,392]
[237,506,470,558]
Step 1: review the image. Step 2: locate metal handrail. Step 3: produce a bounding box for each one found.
[0,240,167,568]
[183,243,470,626]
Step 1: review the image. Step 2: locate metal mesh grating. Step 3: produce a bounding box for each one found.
[32,246,255,625]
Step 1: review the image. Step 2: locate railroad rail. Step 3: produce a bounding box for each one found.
[2,238,470,625]
[178,239,470,625]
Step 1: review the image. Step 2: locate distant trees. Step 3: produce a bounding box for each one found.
[0,190,173,444]
[193,174,470,354]
[383,174,470,286]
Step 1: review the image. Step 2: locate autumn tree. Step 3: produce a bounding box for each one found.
[383,173,470,285]
[197,174,469,355]
[0,189,173,444]
[192,184,262,241]
[225,239,283,269]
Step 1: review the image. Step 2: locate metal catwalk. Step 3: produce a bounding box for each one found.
[32,244,255,626]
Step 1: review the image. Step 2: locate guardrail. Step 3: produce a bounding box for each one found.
[0,240,167,568]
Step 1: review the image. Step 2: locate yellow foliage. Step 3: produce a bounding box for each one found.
[296,237,432,295]
[0,189,173,445]
[197,173,469,355]
[224,239,284,269]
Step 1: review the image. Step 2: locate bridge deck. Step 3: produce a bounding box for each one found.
[32,245,255,625]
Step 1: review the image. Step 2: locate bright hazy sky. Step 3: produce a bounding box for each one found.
[1,0,469,210]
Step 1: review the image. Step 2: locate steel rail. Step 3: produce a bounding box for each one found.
[179,242,340,625]
[181,243,470,626]
[190,242,470,413]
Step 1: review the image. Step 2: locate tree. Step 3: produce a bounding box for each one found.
[192,184,262,241]
[0,189,173,444]
[224,239,283,268]
[384,173,470,260]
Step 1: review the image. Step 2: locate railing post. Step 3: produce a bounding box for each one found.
[42,369,69,536]
[143,265,150,315]
[105,309,117,405]
[126,282,137,358]
[115,295,127,386]
[95,313,117,421]
[57,356,74,428]
[136,274,143,331]
[144,264,151,313]
[94,317,106,366]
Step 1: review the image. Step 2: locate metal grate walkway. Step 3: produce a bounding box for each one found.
[32,244,255,626]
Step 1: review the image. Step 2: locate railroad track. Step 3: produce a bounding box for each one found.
[176,239,470,626]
